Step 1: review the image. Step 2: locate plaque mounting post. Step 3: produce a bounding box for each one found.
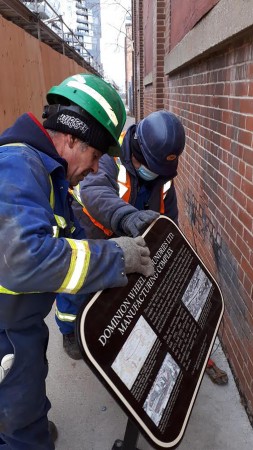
[112,418,141,450]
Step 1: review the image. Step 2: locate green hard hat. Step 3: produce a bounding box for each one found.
[46,73,126,155]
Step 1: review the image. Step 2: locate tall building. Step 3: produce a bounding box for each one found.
[21,0,101,69]
[60,0,101,67]
[85,0,101,64]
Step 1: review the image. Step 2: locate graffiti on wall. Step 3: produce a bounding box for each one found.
[184,189,250,339]
[185,189,221,251]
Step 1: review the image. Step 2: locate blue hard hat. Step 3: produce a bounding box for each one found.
[136,110,185,177]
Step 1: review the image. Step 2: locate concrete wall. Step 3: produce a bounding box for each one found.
[132,0,253,422]
[0,15,90,132]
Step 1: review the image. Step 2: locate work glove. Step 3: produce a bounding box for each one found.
[120,210,160,237]
[110,236,154,277]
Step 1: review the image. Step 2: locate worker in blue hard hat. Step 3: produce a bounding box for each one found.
[73,109,186,237]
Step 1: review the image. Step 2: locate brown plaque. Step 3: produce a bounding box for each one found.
[76,216,224,449]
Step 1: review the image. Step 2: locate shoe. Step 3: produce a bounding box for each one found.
[0,354,14,383]
[48,421,58,443]
[63,333,82,360]
[205,358,228,385]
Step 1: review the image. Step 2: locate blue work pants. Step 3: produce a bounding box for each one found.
[0,322,54,450]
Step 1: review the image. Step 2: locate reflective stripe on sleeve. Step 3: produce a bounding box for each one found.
[56,239,91,294]
[55,305,76,322]
[0,238,90,295]
[0,143,27,148]
[0,285,19,295]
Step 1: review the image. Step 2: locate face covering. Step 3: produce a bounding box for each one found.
[136,164,159,181]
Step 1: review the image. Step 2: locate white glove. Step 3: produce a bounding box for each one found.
[110,236,154,277]
[120,210,160,237]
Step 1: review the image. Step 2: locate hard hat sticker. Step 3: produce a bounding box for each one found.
[67,80,119,127]
[166,154,177,161]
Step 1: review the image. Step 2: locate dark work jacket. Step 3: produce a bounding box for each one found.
[0,113,127,329]
[72,124,178,238]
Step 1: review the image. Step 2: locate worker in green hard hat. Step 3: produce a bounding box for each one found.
[0,73,154,449]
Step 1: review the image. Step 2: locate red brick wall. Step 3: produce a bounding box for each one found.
[143,84,155,114]
[132,0,253,421]
[154,0,166,110]
[143,0,153,76]
[142,0,166,114]
[164,35,253,419]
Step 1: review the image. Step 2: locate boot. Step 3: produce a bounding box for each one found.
[48,421,58,443]
[63,332,82,360]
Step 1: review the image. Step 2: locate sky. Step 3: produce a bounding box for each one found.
[100,0,131,91]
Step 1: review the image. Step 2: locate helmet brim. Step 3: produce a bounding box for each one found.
[147,159,178,178]
[107,142,121,157]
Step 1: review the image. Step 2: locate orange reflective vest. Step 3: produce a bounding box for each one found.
[69,186,113,237]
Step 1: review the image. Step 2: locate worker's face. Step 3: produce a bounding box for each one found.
[63,136,102,186]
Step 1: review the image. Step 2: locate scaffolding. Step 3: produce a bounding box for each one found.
[0,0,103,74]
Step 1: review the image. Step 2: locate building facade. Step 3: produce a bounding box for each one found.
[132,0,253,422]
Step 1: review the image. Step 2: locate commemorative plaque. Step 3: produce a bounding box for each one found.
[76,216,224,449]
